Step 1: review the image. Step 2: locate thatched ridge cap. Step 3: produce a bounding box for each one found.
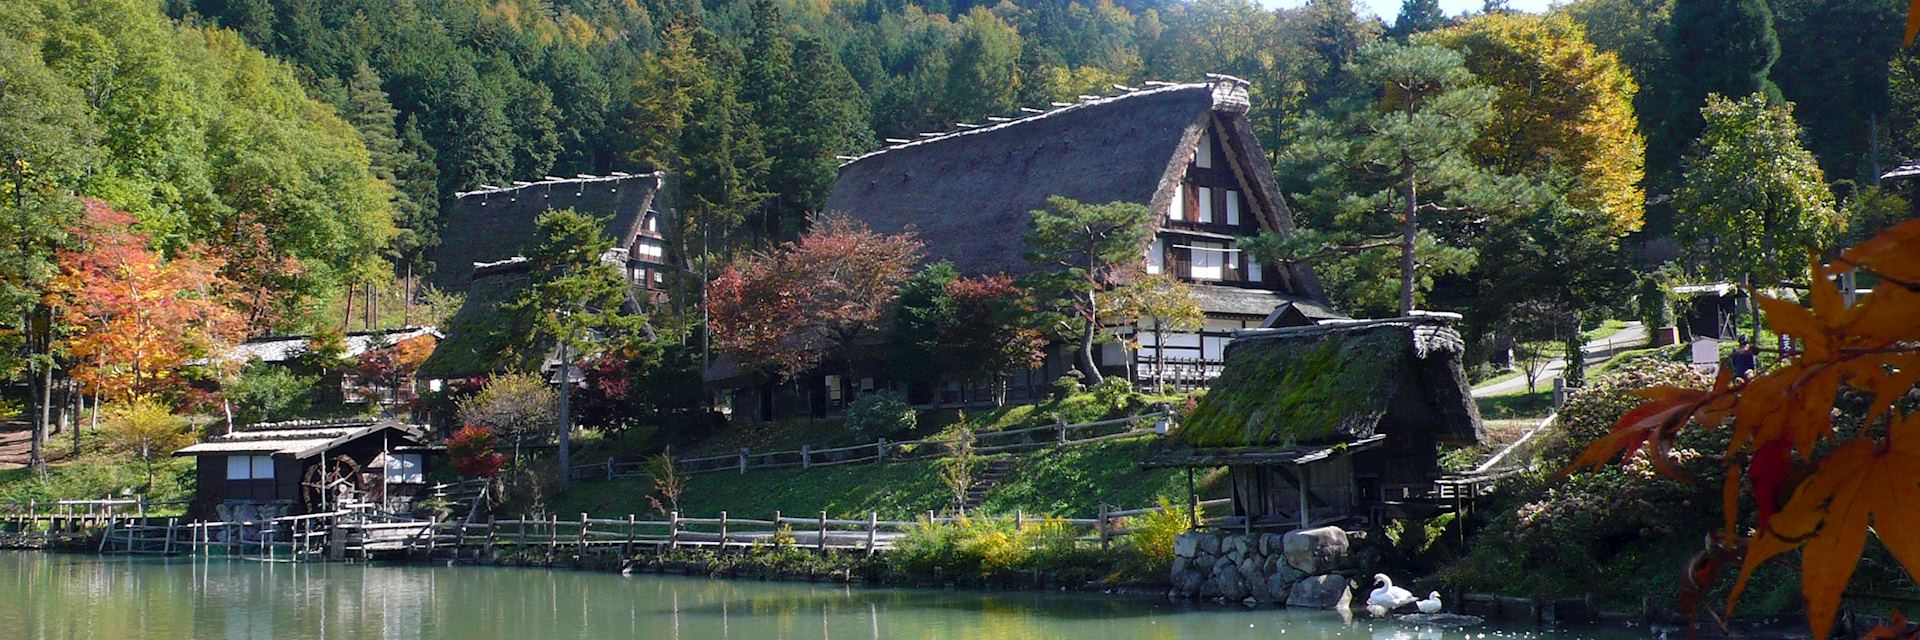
[838,77,1242,168]
[454,171,664,200]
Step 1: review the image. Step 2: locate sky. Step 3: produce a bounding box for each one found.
[1262,0,1556,24]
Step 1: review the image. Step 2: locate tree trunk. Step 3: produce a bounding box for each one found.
[1076,319,1102,385]
[1398,159,1418,316]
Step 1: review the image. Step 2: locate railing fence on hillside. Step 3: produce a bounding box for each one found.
[570,410,1171,481]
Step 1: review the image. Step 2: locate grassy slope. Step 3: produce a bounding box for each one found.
[551,438,1224,520]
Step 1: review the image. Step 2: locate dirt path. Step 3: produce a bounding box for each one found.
[0,418,33,470]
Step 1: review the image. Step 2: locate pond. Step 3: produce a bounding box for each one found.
[0,552,1639,640]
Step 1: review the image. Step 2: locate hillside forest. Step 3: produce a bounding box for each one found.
[2,0,1915,411]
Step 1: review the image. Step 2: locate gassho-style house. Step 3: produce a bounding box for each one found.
[417,172,672,389]
[708,74,1344,420]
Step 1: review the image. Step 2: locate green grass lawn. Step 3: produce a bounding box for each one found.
[549,437,1222,521]
[1474,389,1555,420]
[0,455,195,510]
[1581,318,1630,342]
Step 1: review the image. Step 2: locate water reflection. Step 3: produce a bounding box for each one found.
[0,553,1640,640]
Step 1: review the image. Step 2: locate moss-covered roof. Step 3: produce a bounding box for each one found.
[1178,317,1482,448]
[416,270,541,379]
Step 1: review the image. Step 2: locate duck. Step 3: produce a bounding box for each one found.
[1417,591,1443,614]
[1368,574,1418,611]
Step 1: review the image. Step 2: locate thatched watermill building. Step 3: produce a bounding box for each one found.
[1146,314,1484,530]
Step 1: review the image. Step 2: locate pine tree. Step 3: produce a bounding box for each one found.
[1390,0,1450,39]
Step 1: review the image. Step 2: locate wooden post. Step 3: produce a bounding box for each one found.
[484,517,498,558]
[865,511,878,556]
[579,513,589,549]
[1056,417,1067,444]
[624,514,636,554]
[605,459,614,479]
[817,511,828,552]
[1014,510,1023,530]
[876,438,887,463]
[549,514,559,552]
[138,496,146,520]
[668,511,680,550]
[1098,503,1110,551]
[1298,466,1311,531]
[1187,468,1199,528]
[719,511,729,551]
[801,444,811,469]
[98,517,114,553]
[738,448,749,474]
[518,515,528,549]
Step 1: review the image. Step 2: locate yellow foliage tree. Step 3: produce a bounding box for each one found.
[1424,13,1646,235]
[102,398,192,491]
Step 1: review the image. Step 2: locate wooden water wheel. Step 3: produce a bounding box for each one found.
[301,455,364,512]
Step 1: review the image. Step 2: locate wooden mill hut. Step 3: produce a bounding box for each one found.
[174,419,439,522]
[1145,314,1483,530]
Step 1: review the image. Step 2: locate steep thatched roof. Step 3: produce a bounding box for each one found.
[822,76,1323,305]
[430,173,664,291]
[1177,315,1483,448]
[415,268,538,380]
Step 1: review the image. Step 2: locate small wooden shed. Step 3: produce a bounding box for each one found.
[175,419,438,522]
[1146,315,1483,529]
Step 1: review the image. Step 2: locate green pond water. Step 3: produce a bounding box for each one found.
[0,552,1640,640]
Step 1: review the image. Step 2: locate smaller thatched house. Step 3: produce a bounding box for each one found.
[420,172,670,385]
[1146,314,1482,530]
[175,419,439,522]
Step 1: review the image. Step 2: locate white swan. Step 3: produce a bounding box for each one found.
[1366,604,1390,618]
[1368,574,1418,611]
[1417,591,1443,614]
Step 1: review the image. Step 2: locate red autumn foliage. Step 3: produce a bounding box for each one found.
[447,424,508,478]
[707,214,922,378]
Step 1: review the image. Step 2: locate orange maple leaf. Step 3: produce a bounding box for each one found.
[1727,413,1920,640]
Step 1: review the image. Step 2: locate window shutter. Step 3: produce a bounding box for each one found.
[1170,184,1185,220]
[1226,191,1241,226]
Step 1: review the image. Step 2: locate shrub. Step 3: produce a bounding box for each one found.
[448,425,508,478]
[458,372,557,459]
[1089,376,1133,410]
[844,391,915,437]
[225,361,317,424]
[1049,374,1083,400]
[1437,361,1729,605]
[1110,497,1194,581]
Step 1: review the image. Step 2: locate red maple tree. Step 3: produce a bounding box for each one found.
[707,214,922,379]
[52,199,242,400]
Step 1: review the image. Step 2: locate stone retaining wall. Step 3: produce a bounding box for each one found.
[1169,526,1379,608]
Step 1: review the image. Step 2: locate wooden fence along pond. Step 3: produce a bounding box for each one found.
[0,487,1232,563]
[570,410,1173,481]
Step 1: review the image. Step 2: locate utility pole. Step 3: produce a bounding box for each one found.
[555,325,573,490]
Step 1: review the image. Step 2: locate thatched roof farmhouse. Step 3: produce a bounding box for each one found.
[421,172,670,382]
[789,75,1340,405]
